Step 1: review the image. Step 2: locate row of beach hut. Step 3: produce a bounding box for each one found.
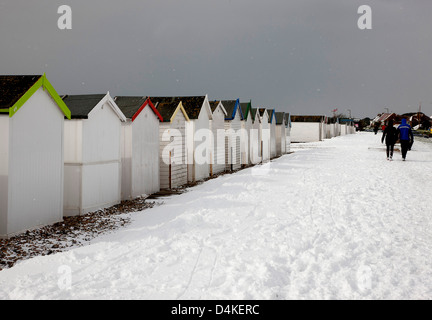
[0,75,295,238]
[0,75,355,238]
[290,115,356,143]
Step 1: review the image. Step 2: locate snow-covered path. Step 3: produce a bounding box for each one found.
[1,132,432,300]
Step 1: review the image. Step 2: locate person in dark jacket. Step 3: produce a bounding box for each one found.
[373,122,380,135]
[397,118,414,161]
[381,119,398,160]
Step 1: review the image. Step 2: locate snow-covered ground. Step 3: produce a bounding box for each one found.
[1,132,432,300]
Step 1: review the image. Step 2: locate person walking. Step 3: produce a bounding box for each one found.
[397,118,414,161]
[381,119,398,160]
[373,122,380,135]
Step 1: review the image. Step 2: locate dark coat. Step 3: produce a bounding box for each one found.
[397,118,414,142]
[381,125,398,145]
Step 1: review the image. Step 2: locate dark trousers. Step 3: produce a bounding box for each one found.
[386,144,394,158]
[400,140,410,159]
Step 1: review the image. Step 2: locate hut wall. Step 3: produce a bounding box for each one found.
[159,112,188,189]
[260,114,270,162]
[210,106,226,175]
[121,122,133,200]
[0,116,9,236]
[4,87,64,236]
[251,117,261,164]
[225,111,242,171]
[188,108,211,182]
[340,124,347,136]
[285,125,291,153]
[270,118,277,159]
[290,122,322,143]
[241,115,253,166]
[64,100,122,216]
[130,106,160,198]
[276,124,286,156]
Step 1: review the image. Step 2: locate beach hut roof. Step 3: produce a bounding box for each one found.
[209,100,219,113]
[291,115,325,122]
[239,101,252,119]
[0,74,71,119]
[376,112,396,123]
[62,94,106,119]
[258,108,269,118]
[209,100,227,116]
[114,96,162,122]
[267,109,276,123]
[250,108,260,122]
[285,113,292,128]
[62,93,126,121]
[150,96,209,120]
[275,112,286,125]
[221,99,243,120]
[156,101,190,123]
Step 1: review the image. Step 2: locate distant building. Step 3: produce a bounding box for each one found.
[371,112,431,129]
[402,112,431,129]
[290,115,326,143]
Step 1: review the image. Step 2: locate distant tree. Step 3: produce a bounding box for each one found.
[362,117,371,126]
[355,118,370,131]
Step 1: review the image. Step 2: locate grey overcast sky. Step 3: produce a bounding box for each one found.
[1,0,431,118]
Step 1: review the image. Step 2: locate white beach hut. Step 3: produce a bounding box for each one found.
[209,100,227,175]
[0,74,71,238]
[62,93,126,216]
[285,113,292,153]
[240,101,253,166]
[325,117,335,139]
[114,96,162,200]
[290,115,326,143]
[156,101,189,190]
[222,99,244,171]
[340,119,355,135]
[258,108,271,162]
[334,118,341,136]
[267,108,277,159]
[152,96,212,183]
[250,108,262,164]
[340,122,347,136]
[154,101,190,190]
[275,112,287,156]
